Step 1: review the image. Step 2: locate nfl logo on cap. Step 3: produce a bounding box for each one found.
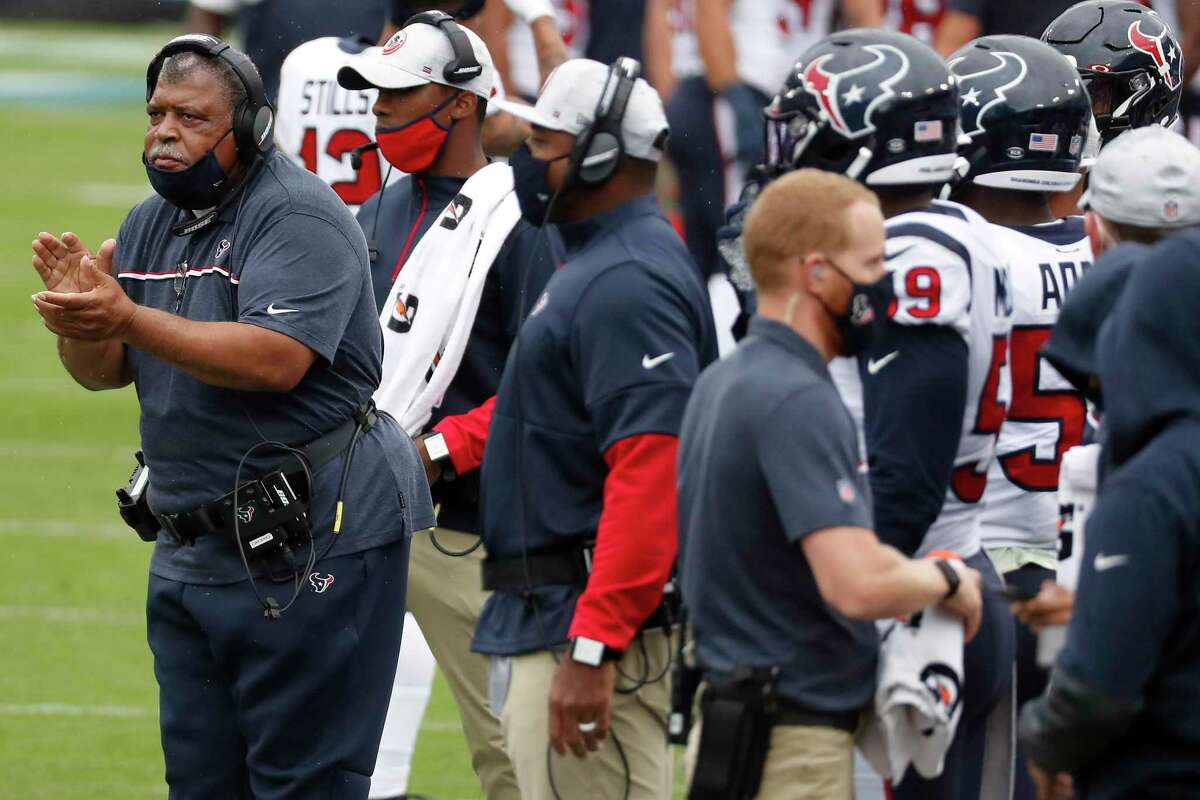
[1165,199,1180,221]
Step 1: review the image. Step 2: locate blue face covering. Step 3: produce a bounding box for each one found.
[510,143,569,227]
[144,130,233,210]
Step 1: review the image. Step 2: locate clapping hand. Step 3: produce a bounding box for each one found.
[32,238,138,341]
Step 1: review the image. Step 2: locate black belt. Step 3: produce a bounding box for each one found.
[157,403,377,544]
[773,702,860,733]
[480,543,594,592]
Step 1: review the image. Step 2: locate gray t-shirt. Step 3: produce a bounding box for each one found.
[677,316,877,712]
[114,151,434,583]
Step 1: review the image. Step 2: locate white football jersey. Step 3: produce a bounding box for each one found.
[833,200,1013,558]
[506,0,589,99]
[275,37,388,213]
[981,219,1093,550]
[881,0,945,45]
[734,0,836,96]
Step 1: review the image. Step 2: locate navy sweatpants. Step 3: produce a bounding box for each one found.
[891,550,1016,800]
[147,539,409,800]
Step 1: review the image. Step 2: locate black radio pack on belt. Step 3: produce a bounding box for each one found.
[688,667,780,800]
[115,403,377,578]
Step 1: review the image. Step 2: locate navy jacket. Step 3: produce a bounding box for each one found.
[1019,232,1200,796]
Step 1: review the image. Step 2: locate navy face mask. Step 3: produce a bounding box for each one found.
[510,143,569,227]
[144,130,233,210]
[823,259,894,357]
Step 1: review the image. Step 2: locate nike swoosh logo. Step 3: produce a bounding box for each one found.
[642,352,675,369]
[887,244,917,261]
[266,303,300,315]
[1094,552,1130,572]
[867,351,901,375]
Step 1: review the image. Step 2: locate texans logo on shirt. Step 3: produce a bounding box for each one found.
[803,44,910,139]
[1129,19,1181,91]
[387,293,419,333]
[440,193,474,230]
[309,572,335,594]
[949,50,1028,137]
[236,504,255,524]
[214,238,231,263]
[920,662,963,720]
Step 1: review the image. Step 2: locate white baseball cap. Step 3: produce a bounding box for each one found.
[1080,126,1200,229]
[337,19,494,101]
[496,59,670,161]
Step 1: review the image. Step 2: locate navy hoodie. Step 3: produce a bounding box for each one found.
[1019,231,1200,797]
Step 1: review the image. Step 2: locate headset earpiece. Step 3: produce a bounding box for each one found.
[146,34,275,164]
[403,10,483,85]
[567,57,641,187]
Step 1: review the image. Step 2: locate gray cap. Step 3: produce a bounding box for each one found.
[1080,127,1200,229]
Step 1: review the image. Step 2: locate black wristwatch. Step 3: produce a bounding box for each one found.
[420,431,456,481]
[934,558,961,599]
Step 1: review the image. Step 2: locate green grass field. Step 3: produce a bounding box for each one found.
[0,20,482,800]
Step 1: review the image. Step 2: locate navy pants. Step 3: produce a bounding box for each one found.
[1007,563,1054,800]
[891,550,1016,800]
[147,539,409,800]
[666,77,767,281]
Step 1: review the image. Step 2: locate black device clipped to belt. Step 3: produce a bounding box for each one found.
[115,401,378,619]
[688,667,781,800]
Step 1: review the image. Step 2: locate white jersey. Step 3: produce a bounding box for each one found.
[881,0,946,45]
[833,200,1013,558]
[665,0,835,94]
[734,0,836,96]
[275,37,388,213]
[506,0,589,98]
[981,219,1093,550]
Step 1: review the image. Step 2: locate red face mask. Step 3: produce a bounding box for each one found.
[375,92,459,174]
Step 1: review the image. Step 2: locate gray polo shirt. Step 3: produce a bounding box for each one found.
[677,315,878,712]
[114,151,435,584]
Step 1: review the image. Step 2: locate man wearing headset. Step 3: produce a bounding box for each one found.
[337,14,561,800]
[467,58,717,799]
[30,36,433,799]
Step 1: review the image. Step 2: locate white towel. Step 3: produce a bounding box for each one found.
[859,606,965,783]
[1038,442,1103,667]
[374,162,522,435]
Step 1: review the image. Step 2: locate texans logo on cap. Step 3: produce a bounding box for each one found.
[950,50,1028,137]
[803,44,910,139]
[383,31,407,55]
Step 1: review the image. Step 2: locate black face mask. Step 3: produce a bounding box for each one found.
[821,260,894,356]
[144,130,233,210]
[510,143,569,227]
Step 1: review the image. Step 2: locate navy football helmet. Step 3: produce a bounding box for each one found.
[1042,1,1182,144]
[948,35,1092,193]
[763,29,960,186]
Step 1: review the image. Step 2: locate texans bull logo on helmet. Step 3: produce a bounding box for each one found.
[949,50,1028,137]
[802,44,911,139]
[1129,19,1182,91]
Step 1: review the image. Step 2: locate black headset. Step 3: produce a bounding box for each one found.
[146,34,276,163]
[402,10,484,85]
[567,57,641,186]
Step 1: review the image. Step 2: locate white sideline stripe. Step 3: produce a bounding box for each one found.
[0,439,131,461]
[0,604,142,625]
[0,32,159,66]
[74,182,152,208]
[0,703,151,719]
[420,720,467,733]
[0,518,127,539]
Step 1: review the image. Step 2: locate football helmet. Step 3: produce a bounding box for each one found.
[1042,0,1182,144]
[763,28,960,186]
[948,35,1092,192]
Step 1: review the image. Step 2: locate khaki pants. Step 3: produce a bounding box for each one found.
[498,629,673,800]
[686,719,855,800]
[406,528,520,800]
